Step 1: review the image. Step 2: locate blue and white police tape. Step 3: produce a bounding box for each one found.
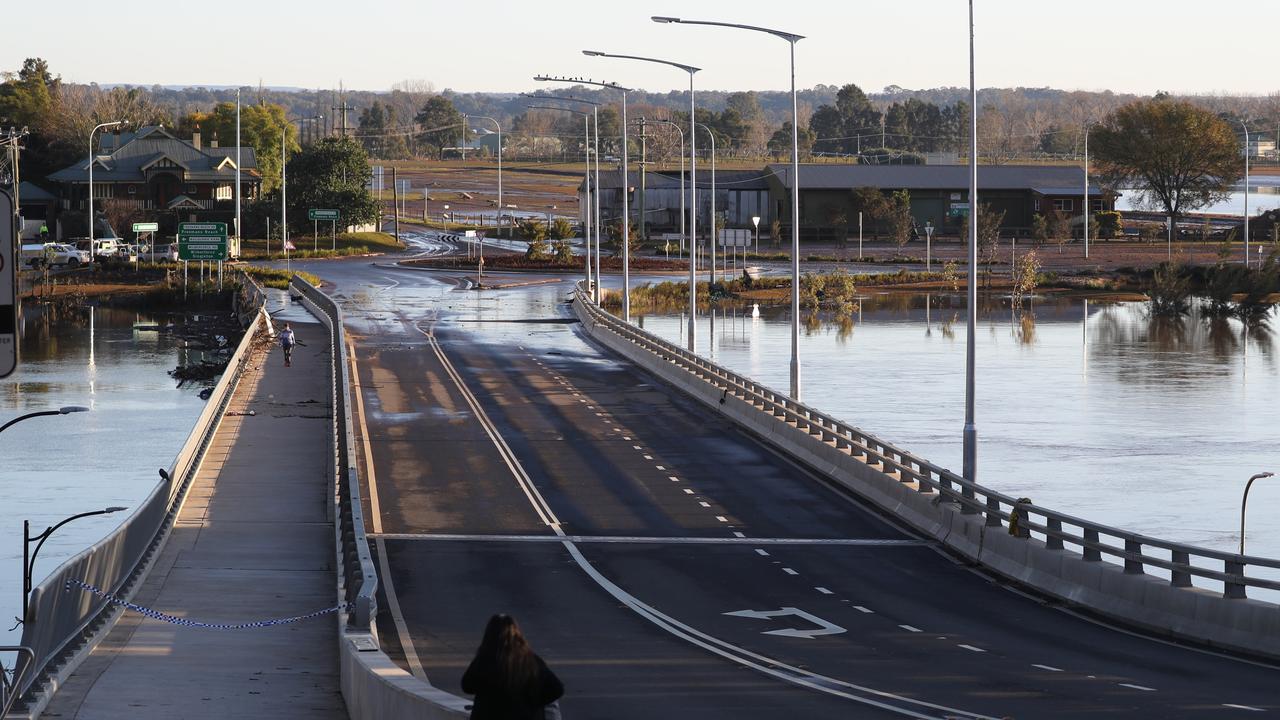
[65,579,352,630]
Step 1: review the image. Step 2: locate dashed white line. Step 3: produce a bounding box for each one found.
[622,436,631,440]
[699,501,711,508]
[668,476,680,482]
[732,532,745,538]
[899,625,922,633]
[715,516,729,523]
[656,465,665,470]
[1222,704,1265,712]
[643,454,653,460]
[632,445,643,450]
[957,644,986,653]
[815,587,833,595]
[854,606,874,614]
[756,549,771,556]
[782,567,799,575]
[1031,664,1063,672]
[683,489,695,495]
[1117,683,1156,692]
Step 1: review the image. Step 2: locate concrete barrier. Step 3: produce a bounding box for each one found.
[572,289,1280,661]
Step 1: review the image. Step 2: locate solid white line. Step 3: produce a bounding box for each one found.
[374,535,428,680]
[1031,664,1064,672]
[369,532,925,546]
[1222,704,1265,712]
[347,342,383,534]
[816,587,834,595]
[957,644,986,653]
[1118,683,1157,692]
[854,606,874,614]
[783,568,799,575]
[900,625,923,633]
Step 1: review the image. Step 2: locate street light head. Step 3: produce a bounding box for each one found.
[582,50,605,57]
[652,16,680,23]
[752,216,761,227]
[103,506,127,514]
[1253,472,1276,481]
[58,405,90,414]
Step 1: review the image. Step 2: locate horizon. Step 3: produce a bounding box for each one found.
[6,0,1278,98]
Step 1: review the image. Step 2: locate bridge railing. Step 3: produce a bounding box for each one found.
[574,284,1280,601]
[13,271,267,707]
[290,275,378,630]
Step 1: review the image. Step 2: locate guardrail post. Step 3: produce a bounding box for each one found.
[1082,529,1102,561]
[984,496,1003,527]
[1123,539,1144,574]
[1223,560,1247,599]
[1169,550,1192,587]
[1045,518,1064,550]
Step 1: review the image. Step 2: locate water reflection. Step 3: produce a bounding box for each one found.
[633,293,1280,564]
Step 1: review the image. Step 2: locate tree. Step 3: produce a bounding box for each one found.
[1092,99,1241,227]
[268,136,378,234]
[767,122,815,158]
[181,101,294,192]
[962,203,1006,268]
[885,190,913,247]
[850,186,889,240]
[415,96,463,159]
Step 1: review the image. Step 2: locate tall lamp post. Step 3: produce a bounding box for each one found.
[1240,471,1274,555]
[535,76,631,310]
[695,123,718,284]
[964,0,980,492]
[752,215,761,255]
[22,506,126,623]
[1241,119,1251,268]
[464,115,503,237]
[526,103,594,292]
[582,50,699,343]
[653,16,804,400]
[646,119,686,265]
[88,121,124,263]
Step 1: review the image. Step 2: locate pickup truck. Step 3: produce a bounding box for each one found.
[19,243,90,268]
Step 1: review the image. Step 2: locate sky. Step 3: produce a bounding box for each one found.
[7,0,1277,97]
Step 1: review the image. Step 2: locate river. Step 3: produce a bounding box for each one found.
[630,293,1280,572]
[1,304,212,651]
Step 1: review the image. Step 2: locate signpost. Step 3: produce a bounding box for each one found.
[133,222,159,263]
[132,222,159,233]
[0,191,16,378]
[309,209,339,252]
[178,222,228,261]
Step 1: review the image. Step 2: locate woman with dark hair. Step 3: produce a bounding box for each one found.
[462,614,564,720]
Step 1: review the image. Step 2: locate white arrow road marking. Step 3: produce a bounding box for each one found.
[725,607,848,639]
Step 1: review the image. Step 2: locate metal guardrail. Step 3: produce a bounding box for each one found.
[1,647,34,719]
[289,275,378,630]
[574,283,1280,601]
[12,273,267,708]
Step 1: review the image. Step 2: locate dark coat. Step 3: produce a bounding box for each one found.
[462,653,563,720]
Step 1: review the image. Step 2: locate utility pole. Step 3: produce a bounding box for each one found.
[332,86,353,139]
[392,165,401,246]
[637,118,650,245]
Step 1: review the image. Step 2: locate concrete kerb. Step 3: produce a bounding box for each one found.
[570,293,1280,663]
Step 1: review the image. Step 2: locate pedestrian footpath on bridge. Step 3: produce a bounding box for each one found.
[41,320,346,720]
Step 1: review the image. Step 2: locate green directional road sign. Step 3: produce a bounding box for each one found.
[178,222,229,261]
[132,222,159,233]
[309,208,339,221]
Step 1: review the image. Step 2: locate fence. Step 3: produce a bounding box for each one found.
[288,276,377,630]
[572,282,1280,659]
[11,272,267,712]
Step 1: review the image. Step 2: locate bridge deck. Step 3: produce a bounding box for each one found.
[42,321,345,720]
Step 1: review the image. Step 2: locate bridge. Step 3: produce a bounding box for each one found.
[5,257,1278,719]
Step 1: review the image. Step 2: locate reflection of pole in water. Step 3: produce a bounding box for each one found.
[1082,298,1088,379]
[925,293,932,337]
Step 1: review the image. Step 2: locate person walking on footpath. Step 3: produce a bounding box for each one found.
[279,323,296,367]
[462,614,564,720]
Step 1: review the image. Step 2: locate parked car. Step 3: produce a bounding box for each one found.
[19,243,90,268]
[71,237,129,259]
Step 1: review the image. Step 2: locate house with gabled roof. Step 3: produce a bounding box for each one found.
[48,124,261,225]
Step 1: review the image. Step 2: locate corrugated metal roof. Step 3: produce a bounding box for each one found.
[765,163,1107,194]
[50,128,258,184]
[585,169,773,192]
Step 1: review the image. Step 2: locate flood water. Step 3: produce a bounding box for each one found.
[1,304,210,651]
[631,293,1280,569]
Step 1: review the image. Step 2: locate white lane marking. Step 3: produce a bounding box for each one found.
[725,607,847,639]
[732,532,746,538]
[369,532,923,546]
[424,330,995,718]
[854,606,875,614]
[756,549,771,556]
[1031,664,1063,672]
[899,625,923,633]
[633,445,643,450]
[643,455,654,460]
[683,489,695,495]
[1118,683,1156,692]
[957,645,986,653]
[669,476,680,482]
[716,516,729,523]
[656,465,666,470]
[816,587,834,595]
[347,342,384,534]
[699,501,711,508]
[1222,704,1265,712]
[623,436,631,440]
[783,567,799,575]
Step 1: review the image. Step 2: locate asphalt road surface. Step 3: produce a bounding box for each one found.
[288,240,1280,719]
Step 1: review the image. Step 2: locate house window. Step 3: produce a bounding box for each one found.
[1053,198,1073,212]
[1033,198,1040,211]
[1091,199,1104,212]
[186,185,197,194]
[127,185,136,195]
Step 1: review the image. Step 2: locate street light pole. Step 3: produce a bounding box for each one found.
[525,103,595,291]
[582,51,700,337]
[696,123,717,285]
[1241,119,1250,268]
[752,215,760,255]
[465,115,503,239]
[1083,122,1090,260]
[652,15,804,400]
[964,0,979,489]
[648,119,686,283]
[1240,471,1274,555]
[88,121,124,262]
[22,506,126,623]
